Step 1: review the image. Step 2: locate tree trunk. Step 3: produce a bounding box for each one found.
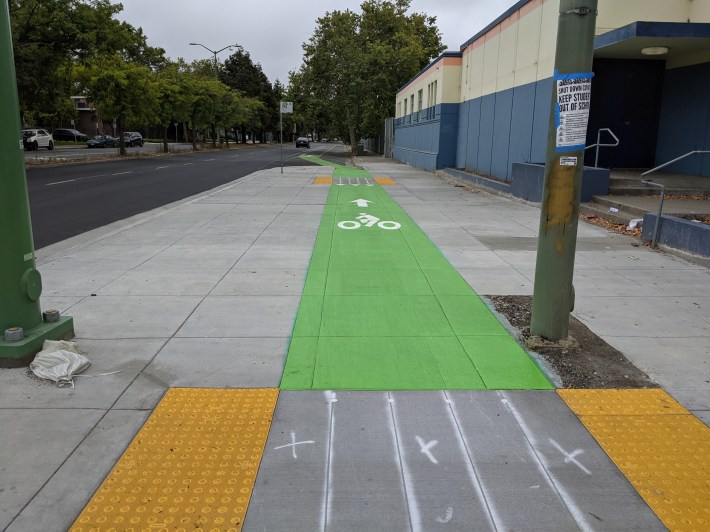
[162,125,169,153]
[118,114,126,156]
[210,123,217,148]
[190,116,197,150]
[348,125,357,158]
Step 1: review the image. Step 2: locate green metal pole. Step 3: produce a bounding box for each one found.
[0,0,73,367]
[530,0,598,341]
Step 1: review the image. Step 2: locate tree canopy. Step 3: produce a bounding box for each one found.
[289,0,444,147]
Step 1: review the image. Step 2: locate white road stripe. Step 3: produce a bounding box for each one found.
[47,179,76,186]
[112,171,132,176]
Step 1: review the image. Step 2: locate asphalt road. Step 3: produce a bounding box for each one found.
[26,143,332,249]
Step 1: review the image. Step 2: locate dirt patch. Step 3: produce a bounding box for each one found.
[486,295,658,389]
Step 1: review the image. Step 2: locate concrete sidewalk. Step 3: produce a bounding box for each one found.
[1,154,708,531]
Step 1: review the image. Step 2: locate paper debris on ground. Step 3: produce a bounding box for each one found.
[30,340,90,388]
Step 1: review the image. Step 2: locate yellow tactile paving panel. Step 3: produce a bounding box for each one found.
[560,389,710,531]
[71,388,278,532]
[314,177,333,184]
[374,177,396,185]
[559,388,688,415]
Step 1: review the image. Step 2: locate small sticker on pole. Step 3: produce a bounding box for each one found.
[280,101,293,114]
[559,156,578,166]
[554,71,593,153]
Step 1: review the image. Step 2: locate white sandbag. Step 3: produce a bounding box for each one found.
[30,340,90,387]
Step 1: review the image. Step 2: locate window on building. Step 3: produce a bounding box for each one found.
[410,95,414,115]
[403,98,408,116]
[417,89,423,112]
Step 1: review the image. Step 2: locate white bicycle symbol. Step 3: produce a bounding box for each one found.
[338,213,401,230]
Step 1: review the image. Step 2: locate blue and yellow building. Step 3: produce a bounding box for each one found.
[394,0,710,181]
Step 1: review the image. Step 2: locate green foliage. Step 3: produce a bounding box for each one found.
[290,0,444,145]
[220,49,279,137]
[74,54,159,153]
[10,0,165,124]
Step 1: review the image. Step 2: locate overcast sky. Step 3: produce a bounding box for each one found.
[115,0,519,84]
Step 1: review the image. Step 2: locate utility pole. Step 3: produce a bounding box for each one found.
[530,0,598,341]
[0,0,74,367]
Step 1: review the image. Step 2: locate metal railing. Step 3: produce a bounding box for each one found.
[584,128,620,168]
[641,150,710,247]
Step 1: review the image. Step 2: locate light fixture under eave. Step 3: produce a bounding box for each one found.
[641,46,669,56]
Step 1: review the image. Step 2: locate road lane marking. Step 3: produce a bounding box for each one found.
[112,171,132,176]
[47,179,77,186]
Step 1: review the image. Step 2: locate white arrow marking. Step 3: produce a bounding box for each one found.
[274,431,315,459]
[351,199,373,208]
[415,435,439,464]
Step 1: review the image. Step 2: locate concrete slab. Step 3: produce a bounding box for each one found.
[98,268,227,296]
[0,338,165,409]
[457,267,535,295]
[600,336,710,409]
[40,244,167,270]
[0,409,105,531]
[137,244,249,270]
[615,268,710,296]
[235,248,314,269]
[574,296,710,338]
[69,295,202,339]
[176,296,301,338]
[38,268,128,297]
[248,391,664,531]
[5,409,149,532]
[502,391,665,530]
[114,337,287,410]
[211,268,308,296]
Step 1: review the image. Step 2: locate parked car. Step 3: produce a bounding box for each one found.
[296,136,310,148]
[87,135,118,148]
[22,129,54,150]
[52,128,88,142]
[123,131,144,147]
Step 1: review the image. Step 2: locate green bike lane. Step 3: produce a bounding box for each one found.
[281,159,552,391]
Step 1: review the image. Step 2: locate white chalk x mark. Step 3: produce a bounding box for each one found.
[415,435,439,464]
[549,439,591,475]
[274,431,315,459]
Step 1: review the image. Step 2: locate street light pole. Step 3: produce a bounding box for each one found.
[189,42,241,79]
[189,42,241,147]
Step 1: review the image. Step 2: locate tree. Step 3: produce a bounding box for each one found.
[74,55,159,155]
[10,0,164,125]
[295,0,444,150]
[154,60,194,153]
[221,49,277,143]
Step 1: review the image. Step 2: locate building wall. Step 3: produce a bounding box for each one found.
[395,0,710,179]
[393,104,459,171]
[394,54,462,169]
[456,0,557,180]
[597,0,708,34]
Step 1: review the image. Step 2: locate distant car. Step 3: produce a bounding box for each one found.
[87,135,118,148]
[296,136,310,148]
[52,128,88,142]
[123,131,144,147]
[22,129,54,150]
